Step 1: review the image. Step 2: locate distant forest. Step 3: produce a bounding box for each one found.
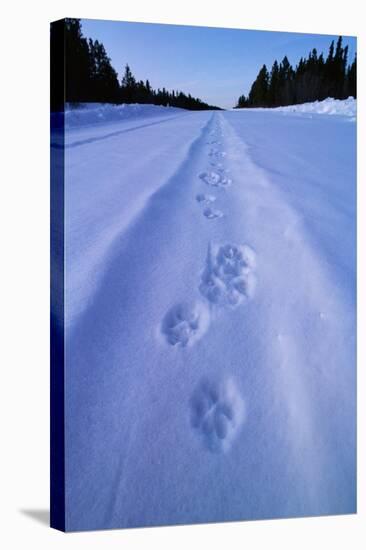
[235,36,356,109]
[54,18,221,111]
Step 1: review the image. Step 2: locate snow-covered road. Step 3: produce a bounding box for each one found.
[63,104,356,530]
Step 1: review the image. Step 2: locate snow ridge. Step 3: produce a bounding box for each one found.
[64,102,185,129]
[234,96,356,117]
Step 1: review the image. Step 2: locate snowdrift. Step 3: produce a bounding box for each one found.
[235,97,356,117]
[273,96,356,117]
[64,102,185,129]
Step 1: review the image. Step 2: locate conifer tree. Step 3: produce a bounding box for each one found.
[347,54,357,98]
[64,18,92,103]
[248,65,269,106]
[120,64,137,102]
[235,94,248,108]
[268,60,280,106]
[89,39,119,102]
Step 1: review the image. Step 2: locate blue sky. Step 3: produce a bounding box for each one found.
[81,19,356,109]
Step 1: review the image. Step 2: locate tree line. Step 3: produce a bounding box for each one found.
[235,36,356,108]
[62,18,220,110]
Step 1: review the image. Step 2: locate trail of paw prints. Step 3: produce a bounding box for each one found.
[161,302,210,347]
[200,243,257,307]
[196,151,229,218]
[190,377,245,452]
[195,121,230,219]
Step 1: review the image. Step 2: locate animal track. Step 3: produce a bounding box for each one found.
[199,171,232,188]
[210,162,227,173]
[206,140,222,145]
[161,302,209,347]
[190,378,245,452]
[203,207,223,220]
[200,243,257,307]
[209,149,227,159]
[196,193,216,205]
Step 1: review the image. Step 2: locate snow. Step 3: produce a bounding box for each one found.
[236,96,356,118]
[64,102,185,129]
[273,96,356,117]
[60,103,356,530]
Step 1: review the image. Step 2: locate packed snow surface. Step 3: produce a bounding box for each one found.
[60,102,356,530]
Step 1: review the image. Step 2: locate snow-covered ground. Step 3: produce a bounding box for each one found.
[61,101,356,530]
[235,96,356,118]
[63,102,185,129]
[272,96,356,116]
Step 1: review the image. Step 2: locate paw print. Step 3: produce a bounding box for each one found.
[203,207,223,220]
[161,302,209,347]
[200,243,256,307]
[190,378,245,452]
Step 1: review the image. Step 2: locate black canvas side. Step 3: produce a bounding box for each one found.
[50,18,66,532]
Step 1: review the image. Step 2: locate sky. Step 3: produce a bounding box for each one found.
[81,19,357,109]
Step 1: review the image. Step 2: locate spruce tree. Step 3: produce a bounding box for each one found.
[89,40,119,102]
[268,60,280,106]
[248,65,269,106]
[347,54,357,98]
[64,18,92,103]
[120,64,137,102]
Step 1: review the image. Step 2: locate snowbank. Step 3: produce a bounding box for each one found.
[274,96,356,117]
[64,102,185,129]
[235,97,356,118]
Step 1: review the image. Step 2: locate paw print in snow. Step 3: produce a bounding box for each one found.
[203,207,223,220]
[190,378,245,452]
[200,243,257,307]
[161,302,209,347]
[199,171,232,188]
